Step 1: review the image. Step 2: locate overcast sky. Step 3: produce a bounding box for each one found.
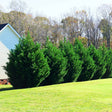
[0,0,112,19]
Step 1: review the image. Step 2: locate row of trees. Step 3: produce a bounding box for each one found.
[4,33,112,89]
[0,0,112,48]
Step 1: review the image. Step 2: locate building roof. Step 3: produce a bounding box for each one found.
[0,23,21,39]
[0,23,8,31]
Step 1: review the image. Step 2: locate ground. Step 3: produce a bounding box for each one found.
[0,79,112,112]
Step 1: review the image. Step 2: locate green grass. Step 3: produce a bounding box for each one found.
[0,79,112,112]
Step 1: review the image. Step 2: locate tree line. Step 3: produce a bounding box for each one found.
[0,2,112,48]
[4,33,112,89]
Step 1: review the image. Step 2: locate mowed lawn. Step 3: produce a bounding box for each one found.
[0,79,112,112]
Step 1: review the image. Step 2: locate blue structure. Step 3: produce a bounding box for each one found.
[0,23,20,50]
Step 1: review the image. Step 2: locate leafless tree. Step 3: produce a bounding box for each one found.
[98,4,112,49]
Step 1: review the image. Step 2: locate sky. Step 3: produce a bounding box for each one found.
[0,0,112,19]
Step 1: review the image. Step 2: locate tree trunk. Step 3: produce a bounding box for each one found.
[107,28,110,49]
[107,35,110,49]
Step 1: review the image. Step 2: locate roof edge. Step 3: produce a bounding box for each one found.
[0,23,21,39]
[7,24,21,39]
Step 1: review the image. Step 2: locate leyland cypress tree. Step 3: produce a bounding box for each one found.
[88,45,106,79]
[4,33,50,89]
[41,39,67,85]
[103,49,112,78]
[59,39,82,82]
[98,45,108,78]
[74,39,96,81]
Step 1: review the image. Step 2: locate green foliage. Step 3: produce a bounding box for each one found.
[88,45,106,80]
[4,33,50,89]
[103,49,112,78]
[41,39,67,85]
[74,39,96,81]
[4,33,112,88]
[59,39,82,82]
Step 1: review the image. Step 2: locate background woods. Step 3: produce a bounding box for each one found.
[1,1,112,48]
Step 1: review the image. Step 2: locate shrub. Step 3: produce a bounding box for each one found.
[4,33,50,89]
[59,39,82,82]
[74,39,96,81]
[41,39,67,85]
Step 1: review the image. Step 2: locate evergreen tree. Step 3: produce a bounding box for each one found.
[59,39,82,82]
[88,45,106,79]
[41,39,67,85]
[103,49,112,78]
[74,39,96,81]
[4,33,50,89]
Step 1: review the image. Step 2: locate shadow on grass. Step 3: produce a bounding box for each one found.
[0,87,14,92]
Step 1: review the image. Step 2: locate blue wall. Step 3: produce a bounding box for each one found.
[0,26,19,50]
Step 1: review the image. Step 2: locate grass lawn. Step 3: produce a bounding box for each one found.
[0,79,112,112]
